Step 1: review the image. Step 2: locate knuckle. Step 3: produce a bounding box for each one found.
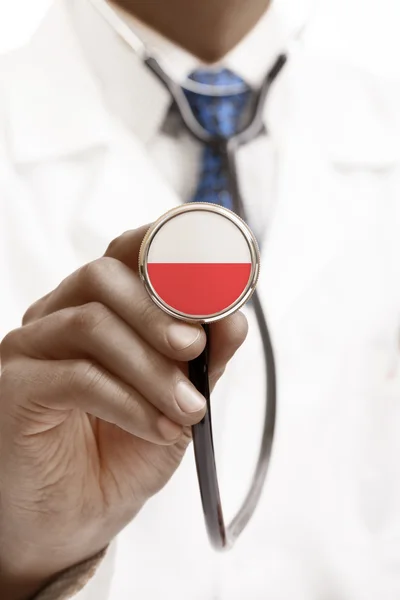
[78,257,118,293]
[137,295,161,331]
[117,388,143,423]
[66,302,112,336]
[0,328,22,361]
[0,359,20,391]
[74,359,109,394]
[223,312,249,354]
[22,300,41,325]
[0,359,39,418]
[209,366,226,389]
[105,230,134,257]
[231,311,249,345]
[22,291,53,325]
[105,226,150,269]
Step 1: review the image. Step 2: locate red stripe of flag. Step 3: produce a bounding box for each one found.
[147,263,251,315]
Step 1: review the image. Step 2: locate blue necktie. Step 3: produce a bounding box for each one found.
[184,69,251,210]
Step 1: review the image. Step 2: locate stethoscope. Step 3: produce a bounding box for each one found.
[89,0,289,550]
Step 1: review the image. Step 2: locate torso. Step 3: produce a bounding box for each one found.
[1,26,400,600]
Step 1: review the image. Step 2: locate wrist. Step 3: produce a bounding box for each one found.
[0,569,52,600]
[0,543,63,600]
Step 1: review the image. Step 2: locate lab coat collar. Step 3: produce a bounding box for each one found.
[69,0,314,139]
[1,0,312,164]
[2,0,400,168]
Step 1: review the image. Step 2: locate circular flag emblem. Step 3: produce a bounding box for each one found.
[139,204,260,323]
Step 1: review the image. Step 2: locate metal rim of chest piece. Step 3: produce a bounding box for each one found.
[138,203,261,324]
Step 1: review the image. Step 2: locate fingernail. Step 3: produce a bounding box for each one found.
[175,381,206,414]
[167,324,200,351]
[158,416,182,441]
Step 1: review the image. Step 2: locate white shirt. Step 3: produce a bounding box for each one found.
[1,2,400,599]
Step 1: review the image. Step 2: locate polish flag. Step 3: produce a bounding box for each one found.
[146,209,254,318]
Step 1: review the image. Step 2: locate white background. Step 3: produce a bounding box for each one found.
[0,0,52,53]
[0,0,399,78]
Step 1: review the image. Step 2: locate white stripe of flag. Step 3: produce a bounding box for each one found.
[147,210,252,317]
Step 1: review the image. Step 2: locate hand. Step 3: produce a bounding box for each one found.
[0,226,248,600]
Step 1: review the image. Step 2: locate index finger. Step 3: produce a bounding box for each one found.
[104,225,150,270]
[24,226,149,325]
[24,226,207,361]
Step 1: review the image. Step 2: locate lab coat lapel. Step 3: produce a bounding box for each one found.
[255,51,400,326]
[253,58,346,326]
[256,134,346,325]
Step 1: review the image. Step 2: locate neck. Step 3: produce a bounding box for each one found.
[111,0,271,62]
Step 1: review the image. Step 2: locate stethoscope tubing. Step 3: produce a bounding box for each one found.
[144,54,287,146]
[143,54,285,549]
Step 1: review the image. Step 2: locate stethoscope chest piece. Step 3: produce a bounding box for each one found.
[139,203,260,324]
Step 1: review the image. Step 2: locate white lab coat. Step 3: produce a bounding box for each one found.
[1,2,400,599]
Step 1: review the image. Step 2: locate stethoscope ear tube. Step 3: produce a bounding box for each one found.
[144,53,287,147]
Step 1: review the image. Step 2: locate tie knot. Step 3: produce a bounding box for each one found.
[183,68,251,138]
